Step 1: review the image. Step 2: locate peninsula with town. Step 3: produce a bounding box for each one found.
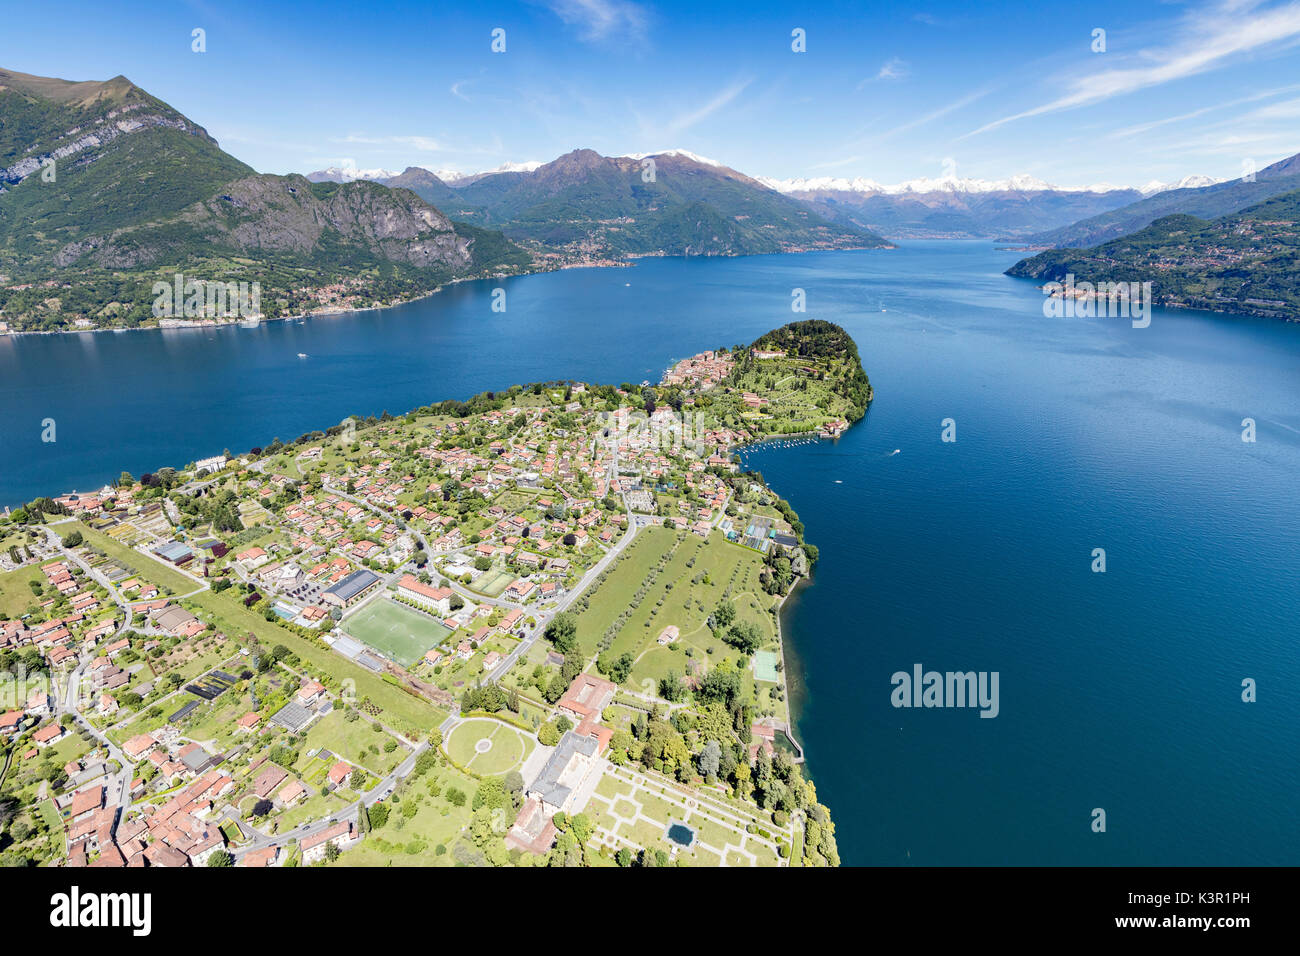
[0,319,869,868]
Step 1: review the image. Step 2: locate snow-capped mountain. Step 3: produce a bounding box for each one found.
[302,148,1233,242]
[754,168,1227,240]
[758,172,1218,196]
[1136,174,1220,195]
[620,149,725,168]
[307,161,544,187]
[433,160,544,184]
[304,166,402,183]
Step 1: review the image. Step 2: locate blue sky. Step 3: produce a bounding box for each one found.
[3,0,1299,185]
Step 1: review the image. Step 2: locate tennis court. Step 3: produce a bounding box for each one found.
[343,598,452,667]
[753,650,780,682]
[471,568,516,598]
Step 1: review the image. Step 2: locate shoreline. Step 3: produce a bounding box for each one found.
[730,426,870,761]
[0,272,494,338]
[0,244,895,338]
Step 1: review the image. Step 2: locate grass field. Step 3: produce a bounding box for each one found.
[296,709,408,776]
[323,763,480,866]
[469,568,515,598]
[492,489,540,512]
[0,565,44,618]
[573,526,776,691]
[444,717,534,775]
[344,599,452,667]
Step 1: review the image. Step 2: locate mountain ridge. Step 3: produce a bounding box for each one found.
[1023,151,1300,248]
[1007,188,1300,322]
[0,67,531,330]
[350,147,890,256]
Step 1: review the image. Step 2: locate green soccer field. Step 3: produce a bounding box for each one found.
[343,599,453,667]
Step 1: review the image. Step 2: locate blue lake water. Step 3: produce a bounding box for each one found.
[3,242,1298,864]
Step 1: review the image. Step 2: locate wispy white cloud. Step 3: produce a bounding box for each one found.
[1242,96,1300,120]
[962,0,1300,138]
[873,57,909,81]
[1154,129,1300,159]
[334,134,443,152]
[638,76,753,140]
[539,0,650,44]
[1107,84,1300,138]
[450,81,472,103]
[881,87,989,140]
[808,88,989,172]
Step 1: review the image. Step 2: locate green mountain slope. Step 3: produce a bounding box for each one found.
[1007,190,1300,321]
[65,175,476,270]
[442,149,890,255]
[1025,152,1300,248]
[0,68,530,331]
[0,68,254,264]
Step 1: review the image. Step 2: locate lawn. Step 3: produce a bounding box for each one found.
[573,526,678,657]
[297,709,408,776]
[179,690,254,750]
[275,790,350,830]
[572,526,775,688]
[324,766,479,866]
[492,489,540,512]
[343,598,452,668]
[468,567,515,598]
[444,718,534,775]
[0,566,45,618]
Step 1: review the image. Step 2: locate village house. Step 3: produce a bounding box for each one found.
[240,845,281,867]
[276,778,307,807]
[327,760,353,789]
[297,679,327,705]
[235,546,271,571]
[32,721,67,747]
[300,820,359,863]
[123,732,158,762]
[253,764,289,798]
